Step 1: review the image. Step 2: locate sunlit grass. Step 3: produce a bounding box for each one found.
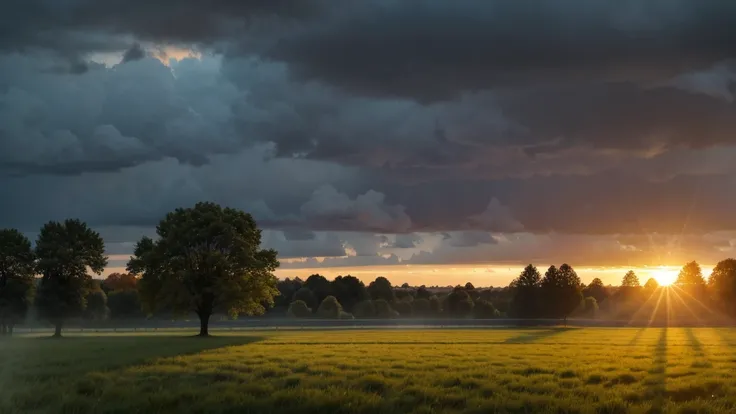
[2,328,736,413]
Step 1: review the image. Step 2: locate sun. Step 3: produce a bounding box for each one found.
[650,267,678,286]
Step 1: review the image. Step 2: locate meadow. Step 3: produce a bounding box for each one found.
[1,328,736,413]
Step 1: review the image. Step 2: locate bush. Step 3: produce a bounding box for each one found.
[374,299,399,319]
[288,300,312,318]
[393,300,412,317]
[353,300,376,318]
[473,299,499,319]
[292,287,318,310]
[317,296,343,319]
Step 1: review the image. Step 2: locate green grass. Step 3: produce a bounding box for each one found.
[2,328,736,413]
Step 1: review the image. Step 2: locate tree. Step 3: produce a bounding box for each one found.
[510,264,542,318]
[676,261,707,287]
[0,229,36,336]
[317,295,343,319]
[708,258,736,315]
[582,297,599,318]
[288,300,312,318]
[101,272,137,293]
[373,299,398,318]
[353,299,376,318]
[411,298,430,316]
[473,299,499,319]
[292,287,318,311]
[643,278,659,290]
[464,282,475,291]
[127,202,279,337]
[107,290,142,319]
[415,286,431,300]
[444,287,474,317]
[541,264,583,324]
[331,275,369,312]
[621,271,640,287]
[582,278,609,304]
[368,277,396,302]
[84,287,109,321]
[275,278,303,308]
[428,295,442,314]
[394,300,412,317]
[304,274,332,304]
[35,219,107,338]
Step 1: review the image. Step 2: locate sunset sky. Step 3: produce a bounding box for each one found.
[3,1,736,287]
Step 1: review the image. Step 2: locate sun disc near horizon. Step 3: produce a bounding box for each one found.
[651,267,678,286]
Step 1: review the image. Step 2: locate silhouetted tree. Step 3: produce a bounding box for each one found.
[288,300,312,318]
[292,287,318,311]
[394,300,412,317]
[541,264,582,325]
[35,219,107,338]
[473,299,499,319]
[445,287,474,317]
[415,286,431,300]
[582,277,609,304]
[428,295,442,314]
[275,278,303,308]
[353,299,376,318]
[621,271,640,287]
[368,277,396,302]
[510,264,542,318]
[675,261,707,298]
[583,296,598,318]
[411,298,430,316]
[708,258,736,315]
[373,299,398,318]
[331,275,369,312]
[0,229,36,336]
[127,202,279,336]
[101,272,137,294]
[107,290,142,319]
[643,277,659,291]
[316,296,343,318]
[304,274,332,304]
[401,282,410,289]
[84,286,109,321]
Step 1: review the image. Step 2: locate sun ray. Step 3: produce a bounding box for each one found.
[625,286,664,326]
[668,288,704,326]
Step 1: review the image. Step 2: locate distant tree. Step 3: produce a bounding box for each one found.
[101,272,137,293]
[415,286,432,300]
[621,271,640,287]
[444,287,475,317]
[541,264,583,324]
[428,295,442,314]
[127,202,279,337]
[473,299,499,319]
[292,287,318,311]
[304,274,333,304]
[275,278,303,308]
[582,277,609,304]
[35,219,107,338]
[316,296,343,318]
[0,229,36,336]
[708,258,736,315]
[464,282,475,290]
[643,278,659,290]
[411,298,430,316]
[393,300,412,317]
[401,282,411,289]
[368,277,396,302]
[107,290,142,319]
[331,275,369,312]
[583,296,599,318]
[676,261,707,287]
[353,299,376,318]
[288,300,312,318]
[373,299,399,318]
[510,264,542,318]
[395,289,414,301]
[84,287,109,321]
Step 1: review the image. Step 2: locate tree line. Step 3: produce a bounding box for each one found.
[3,202,736,337]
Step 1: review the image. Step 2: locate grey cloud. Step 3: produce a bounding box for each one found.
[121,43,146,63]
[447,231,498,248]
[390,234,422,249]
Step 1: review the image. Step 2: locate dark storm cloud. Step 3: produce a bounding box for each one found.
[269,0,736,101]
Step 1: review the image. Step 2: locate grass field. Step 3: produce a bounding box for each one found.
[2,328,736,413]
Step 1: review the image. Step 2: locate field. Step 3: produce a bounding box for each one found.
[2,328,736,413]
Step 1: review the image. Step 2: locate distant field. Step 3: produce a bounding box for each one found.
[2,328,736,413]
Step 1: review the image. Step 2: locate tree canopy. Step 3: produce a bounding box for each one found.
[541,264,582,323]
[708,258,736,315]
[127,202,279,336]
[621,271,640,287]
[35,219,107,337]
[0,229,36,336]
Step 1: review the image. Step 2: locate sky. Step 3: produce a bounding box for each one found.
[2,1,736,286]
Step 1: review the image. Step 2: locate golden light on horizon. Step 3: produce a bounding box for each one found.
[650,266,678,286]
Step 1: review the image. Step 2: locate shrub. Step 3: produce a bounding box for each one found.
[353,300,376,318]
[374,299,399,319]
[292,287,318,310]
[317,296,343,319]
[473,299,498,319]
[288,300,312,318]
[394,300,412,317]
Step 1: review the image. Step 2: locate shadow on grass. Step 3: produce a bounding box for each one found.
[502,327,574,344]
[645,328,667,414]
[627,327,647,346]
[683,328,705,357]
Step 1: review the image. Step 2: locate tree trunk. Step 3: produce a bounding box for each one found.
[198,312,210,337]
[53,322,63,338]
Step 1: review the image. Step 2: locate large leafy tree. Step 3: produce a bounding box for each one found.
[368,276,396,302]
[510,264,542,318]
[127,202,279,336]
[708,258,736,316]
[621,271,640,287]
[331,275,369,312]
[303,274,333,304]
[582,277,609,304]
[101,272,138,293]
[35,220,107,337]
[541,264,582,324]
[675,260,707,298]
[0,229,36,336]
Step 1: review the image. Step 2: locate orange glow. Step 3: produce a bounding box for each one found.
[649,266,678,286]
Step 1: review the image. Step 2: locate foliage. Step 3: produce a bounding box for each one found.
[85,287,109,320]
[316,295,343,319]
[292,287,318,311]
[621,271,640,287]
[415,286,432,300]
[428,295,442,314]
[0,229,36,336]
[676,261,707,286]
[127,202,279,336]
[107,290,143,319]
[368,277,396,302]
[303,274,333,305]
[275,278,303,308]
[541,264,582,322]
[444,287,474,317]
[352,299,376,318]
[643,277,659,290]
[373,299,399,318]
[393,300,412,316]
[708,258,736,315]
[510,264,542,318]
[583,296,599,318]
[287,300,312,318]
[102,273,138,293]
[411,298,430,316]
[473,299,499,319]
[331,275,369,312]
[582,277,609,304]
[35,219,107,337]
